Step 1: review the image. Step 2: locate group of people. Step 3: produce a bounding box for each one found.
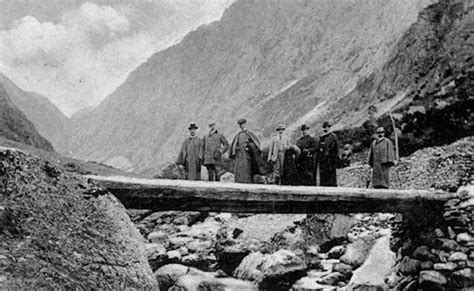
[176,119,397,189]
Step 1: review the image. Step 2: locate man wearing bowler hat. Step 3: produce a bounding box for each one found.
[202,122,229,181]
[367,126,396,188]
[176,123,203,180]
[229,118,262,183]
[296,124,318,185]
[316,121,340,186]
[267,124,291,185]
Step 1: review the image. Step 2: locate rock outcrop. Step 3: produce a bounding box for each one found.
[0,148,157,289]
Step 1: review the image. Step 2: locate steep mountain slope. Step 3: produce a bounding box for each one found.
[331,0,473,130]
[332,0,473,158]
[0,73,71,153]
[68,0,434,172]
[0,79,54,151]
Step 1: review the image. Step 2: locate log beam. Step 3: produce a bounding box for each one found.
[86,175,456,213]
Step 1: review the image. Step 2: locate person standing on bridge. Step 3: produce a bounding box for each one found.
[202,122,229,181]
[176,123,203,180]
[229,118,262,183]
[296,124,318,186]
[316,121,339,186]
[267,124,291,185]
[367,127,396,189]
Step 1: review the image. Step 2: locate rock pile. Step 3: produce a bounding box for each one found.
[338,136,473,190]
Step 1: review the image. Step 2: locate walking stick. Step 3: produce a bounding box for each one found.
[389,112,399,162]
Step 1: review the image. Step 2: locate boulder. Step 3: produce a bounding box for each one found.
[420,260,434,270]
[327,245,346,259]
[292,277,337,291]
[234,250,306,290]
[214,213,233,222]
[168,235,194,248]
[340,237,374,267]
[320,259,340,271]
[433,262,457,271]
[220,172,235,183]
[440,238,460,251]
[448,252,468,262]
[457,233,473,244]
[186,219,222,239]
[147,231,169,245]
[145,243,167,271]
[398,256,421,274]
[347,235,395,290]
[187,239,214,253]
[217,244,251,276]
[301,214,354,248]
[155,264,189,290]
[451,268,474,289]
[171,268,256,290]
[418,270,447,288]
[0,149,157,289]
[412,245,437,261]
[317,272,343,285]
[167,250,182,262]
[332,263,353,280]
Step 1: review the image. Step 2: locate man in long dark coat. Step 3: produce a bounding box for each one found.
[229,119,261,183]
[368,127,396,188]
[202,122,229,181]
[176,123,203,180]
[316,121,339,187]
[296,124,318,186]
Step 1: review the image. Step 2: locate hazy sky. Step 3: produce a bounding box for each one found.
[0,0,234,116]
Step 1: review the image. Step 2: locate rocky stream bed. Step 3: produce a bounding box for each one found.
[0,137,472,289]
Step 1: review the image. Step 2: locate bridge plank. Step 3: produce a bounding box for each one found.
[86,175,455,213]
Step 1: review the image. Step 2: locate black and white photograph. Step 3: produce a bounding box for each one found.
[0,0,473,289]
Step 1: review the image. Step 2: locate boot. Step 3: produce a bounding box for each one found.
[208,171,215,182]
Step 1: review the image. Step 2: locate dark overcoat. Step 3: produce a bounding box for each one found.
[202,131,229,166]
[368,137,395,188]
[296,135,318,186]
[176,136,203,180]
[316,132,339,187]
[230,130,261,183]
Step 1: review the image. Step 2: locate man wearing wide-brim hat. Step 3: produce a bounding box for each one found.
[367,126,396,188]
[267,124,291,185]
[229,118,262,183]
[176,123,203,180]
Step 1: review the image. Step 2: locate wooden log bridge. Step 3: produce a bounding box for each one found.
[86,175,457,213]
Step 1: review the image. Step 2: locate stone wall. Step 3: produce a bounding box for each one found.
[388,185,474,289]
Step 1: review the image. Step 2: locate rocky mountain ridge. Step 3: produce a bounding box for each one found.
[0,76,53,152]
[66,0,435,173]
[0,73,71,153]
